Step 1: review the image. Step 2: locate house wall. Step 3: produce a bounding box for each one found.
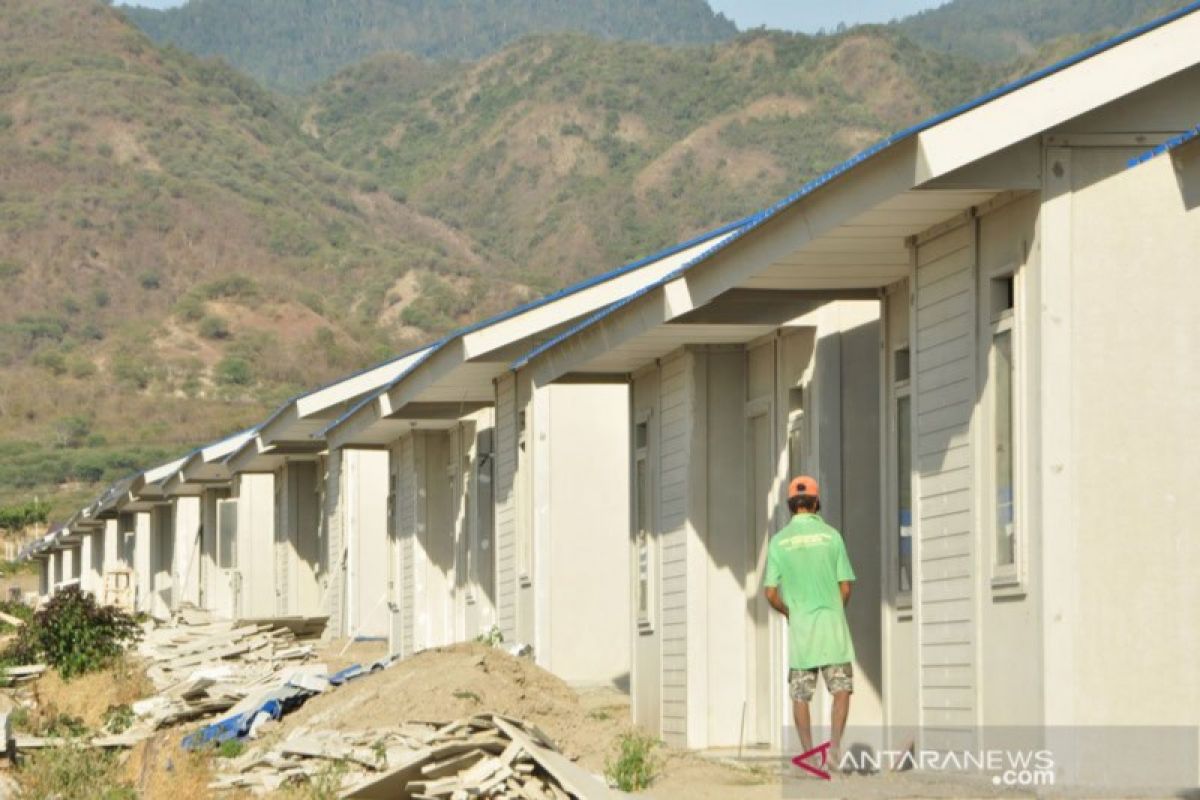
[975,194,1044,730]
[391,436,417,655]
[1055,143,1200,731]
[543,383,631,688]
[910,221,980,749]
[494,372,520,642]
[80,531,98,595]
[150,505,174,618]
[133,511,152,614]
[173,496,202,609]
[321,450,346,636]
[103,518,119,572]
[199,487,231,617]
[341,448,390,639]
[234,472,276,618]
[274,460,322,617]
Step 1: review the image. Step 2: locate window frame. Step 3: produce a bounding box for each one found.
[632,409,655,634]
[891,344,914,610]
[983,264,1026,591]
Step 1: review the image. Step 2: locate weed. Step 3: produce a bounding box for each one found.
[452,689,481,704]
[44,714,89,738]
[605,730,661,792]
[474,624,503,647]
[282,759,349,800]
[587,708,612,721]
[215,738,246,759]
[16,744,136,800]
[103,704,134,734]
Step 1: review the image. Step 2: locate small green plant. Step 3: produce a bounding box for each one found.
[286,759,348,800]
[605,731,661,792]
[587,708,612,721]
[474,624,503,647]
[452,689,481,704]
[102,704,134,734]
[370,738,388,769]
[215,738,246,758]
[3,586,141,679]
[44,714,89,738]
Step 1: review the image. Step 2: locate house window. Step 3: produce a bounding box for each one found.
[893,346,913,601]
[633,417,653,631]
[987,271,1019,581]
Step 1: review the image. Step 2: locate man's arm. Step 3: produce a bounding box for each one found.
[840,581,852,607]
[765,586,789,619]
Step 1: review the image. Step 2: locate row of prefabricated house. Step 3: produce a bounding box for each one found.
[22,7,1200,778]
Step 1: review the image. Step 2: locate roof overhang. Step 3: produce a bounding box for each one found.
[323,222,749,448]
[516,7,1200,383]
[223,347,434,471]
[160,428,257,496]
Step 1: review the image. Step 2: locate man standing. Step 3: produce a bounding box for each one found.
[763,475,856,771]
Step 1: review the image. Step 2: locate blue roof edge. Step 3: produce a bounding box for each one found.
[512,0,1200,371]
[1128,123,1200,167]
[313,214,759,439]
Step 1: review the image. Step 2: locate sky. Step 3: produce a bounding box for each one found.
[708,0,946,32]
[123,0,949,32]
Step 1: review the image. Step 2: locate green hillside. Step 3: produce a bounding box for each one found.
[306,29,999,289]
[895,0,1178,61]
[120,0,738,92]
[0,0,524,516]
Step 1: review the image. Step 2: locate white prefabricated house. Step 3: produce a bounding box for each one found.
[511,5,1200,783]
[321,222,755,687]
[160,429,261,620]
[223,347,431,629]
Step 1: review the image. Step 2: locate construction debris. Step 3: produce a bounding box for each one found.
[211,712,630,799]
[133,618,317,731]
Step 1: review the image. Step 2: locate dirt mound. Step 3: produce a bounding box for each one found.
[278,643,626,770]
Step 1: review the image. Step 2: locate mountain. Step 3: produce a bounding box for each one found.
[304,30,999,289]
[120,0,738,92]
[0,0,526,515]
[895,0,1178,62]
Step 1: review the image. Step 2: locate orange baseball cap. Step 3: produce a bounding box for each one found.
[788,475,820,500]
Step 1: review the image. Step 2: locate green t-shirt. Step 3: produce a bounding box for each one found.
[763,513,856,670]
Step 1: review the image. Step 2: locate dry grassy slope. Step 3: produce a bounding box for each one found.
[306,29,1002,288]
[0,0,527,513]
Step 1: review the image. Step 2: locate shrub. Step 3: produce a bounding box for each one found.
[605,731,661,792]
[0,501,49,532]
[215,355,252,386]
[138,272,161,290]
[3,586,141,679]
[198,314,231,340]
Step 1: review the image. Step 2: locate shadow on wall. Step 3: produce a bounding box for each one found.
[1171,137,1200,210]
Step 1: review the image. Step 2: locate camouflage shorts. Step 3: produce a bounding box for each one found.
[788,663,853,702]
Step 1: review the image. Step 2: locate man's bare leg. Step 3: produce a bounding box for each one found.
[830,691,851,769]
[793,700,813,754]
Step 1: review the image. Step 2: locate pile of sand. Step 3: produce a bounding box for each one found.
[278,642,627,770]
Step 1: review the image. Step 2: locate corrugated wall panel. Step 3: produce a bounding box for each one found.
[494,373,518,641]
[657,353,692,740]
[913,223,977,736]
[397,436,416,657]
